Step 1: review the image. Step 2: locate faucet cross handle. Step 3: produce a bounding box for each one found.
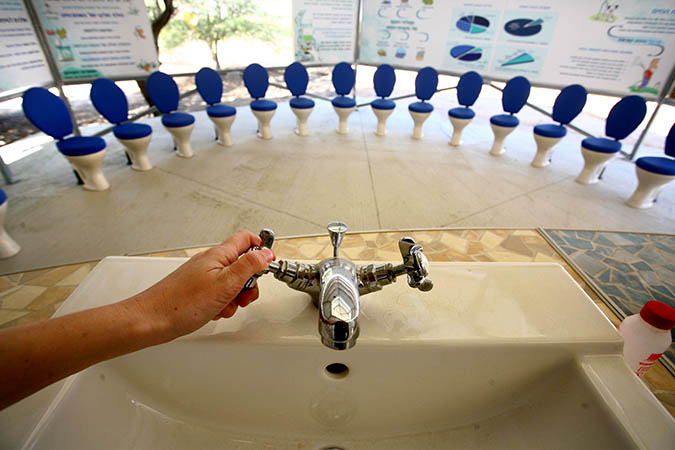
[242,228,275,290]
[327,221,348,257]
[398,237,433,292]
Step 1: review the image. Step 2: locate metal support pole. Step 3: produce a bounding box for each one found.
[352,0,363,105]
[628,63,675,160]
[23,0,80,136]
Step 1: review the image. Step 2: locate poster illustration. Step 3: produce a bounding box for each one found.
[360,0,675,98]
[34,0,158,80]
[0,0,52,94]
[293,0,358,64]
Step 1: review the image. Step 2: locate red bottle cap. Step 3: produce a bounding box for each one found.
[640,301,675,330]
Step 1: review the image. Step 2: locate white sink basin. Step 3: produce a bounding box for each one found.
[2,257,674,449]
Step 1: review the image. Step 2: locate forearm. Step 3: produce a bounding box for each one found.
[0,292,174,410]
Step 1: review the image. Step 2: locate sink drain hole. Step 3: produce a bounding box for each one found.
[324,363,349,379]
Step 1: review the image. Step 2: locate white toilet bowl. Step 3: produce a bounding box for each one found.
[372,107,394,137]
[166,123,195,158]
[333,106,355,135]
[531,134,563,168]
[291,107,313,136]
[209,115,236,146]
[0,202,20,259]
[576,148,616,184]
[625,167,674,208]
[410,111,431,140]
[489,124,516,156]
[449,117,472,146]
[252,109,275,140]
[64,149,110,191]
[118,135,152,171]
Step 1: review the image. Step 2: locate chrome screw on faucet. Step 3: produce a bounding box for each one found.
[242,228,275,290]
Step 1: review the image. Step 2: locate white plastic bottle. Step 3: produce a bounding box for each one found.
[619,301,675,377]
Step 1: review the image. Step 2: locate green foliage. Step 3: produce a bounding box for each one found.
[152,0,280,68]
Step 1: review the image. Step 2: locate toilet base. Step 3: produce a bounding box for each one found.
[625,167,674,209]
[410,111,431,140]
[118,135,152,171]
[576,148,616,185]
[333,106,355,135]
[210,115,236,147]
[489,123,516,156]
[64,150,110,191]
[166,123,195,158]
[291,107,313,137]
[252,109,276,140]
[531,134,563,168]
[449,117,472,146]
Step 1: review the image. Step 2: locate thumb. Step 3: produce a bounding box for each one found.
[224,248,274,286]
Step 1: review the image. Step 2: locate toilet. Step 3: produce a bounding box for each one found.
[114,126,153,170]
[626,123,675,208]
[22,87,110,190]
[530,84,587,168]
[90,78,154,171]
[448,71,483,146]
[59,139,110,191]
[146,71,196,158]
[371,64,396,137]
[195,67,237,147]
[0,190,20,259]
[284,62,315,136]
[243,63,277,140]
[577,141,620,184]
[408,67,438,140]
[331,62,357,135]
[576,95,647,185]
[488,76,531,156]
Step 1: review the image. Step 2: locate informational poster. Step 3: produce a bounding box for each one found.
[0,0,52,94]
[34,0,158,80]
[293,0,358,64]
[360,0,675,98]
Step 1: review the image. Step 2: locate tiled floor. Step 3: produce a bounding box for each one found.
[0,228,673,416]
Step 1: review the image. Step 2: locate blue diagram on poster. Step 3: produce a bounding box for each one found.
[450,45,483,61]
[504,19,543,37]
[502,53,535,66]
[444,41,491,71]
[456,16,490,34]
[499,11,558,46]
[492,45,548,77]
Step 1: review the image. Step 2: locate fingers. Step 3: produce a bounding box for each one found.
[209,230,263,265]
[225,248,275,287]
[214,301,238,319]
[235,284,259,308]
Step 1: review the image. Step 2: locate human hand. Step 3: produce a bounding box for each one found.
[135,230,275,339]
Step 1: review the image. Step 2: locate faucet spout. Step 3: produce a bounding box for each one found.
[318,258,360,350]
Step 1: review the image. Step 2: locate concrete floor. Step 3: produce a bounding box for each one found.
[1,93,673,274]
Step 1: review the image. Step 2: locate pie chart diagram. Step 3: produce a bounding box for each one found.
[450,45,483,62]
[504,18,543,37]
[456,15,490,34]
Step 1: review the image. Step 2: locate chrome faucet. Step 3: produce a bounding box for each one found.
[245,221,433,350]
